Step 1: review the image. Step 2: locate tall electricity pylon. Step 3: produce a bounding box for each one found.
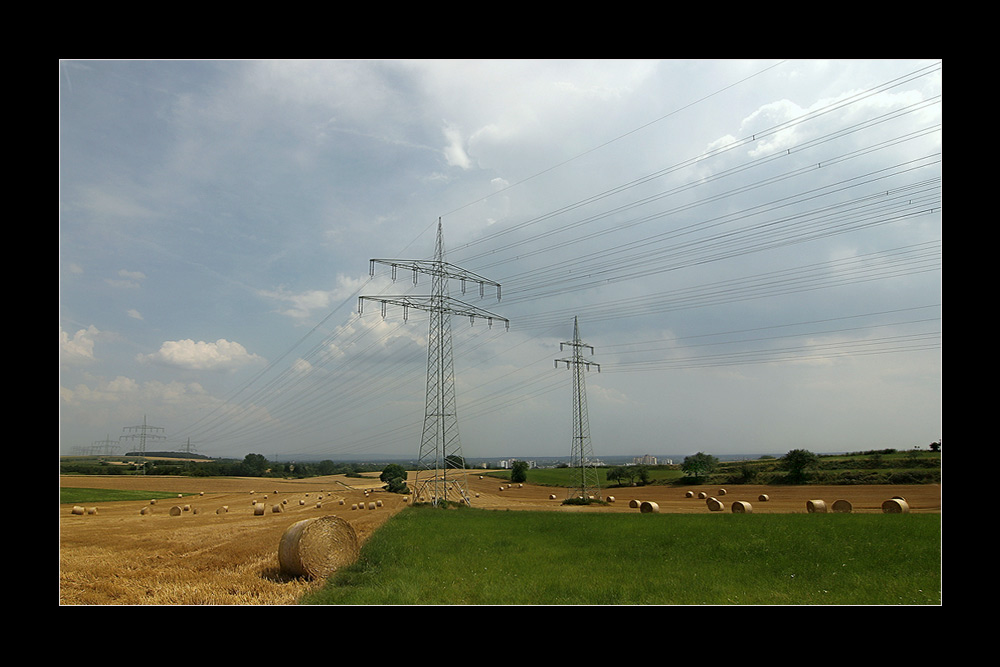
[360,219,508,506]
[555,317,600,500]
[119,415,165,475]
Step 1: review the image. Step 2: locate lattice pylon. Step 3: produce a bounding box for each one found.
[360,220,508,507]
[414,226,468,505]
[556,317,600,500]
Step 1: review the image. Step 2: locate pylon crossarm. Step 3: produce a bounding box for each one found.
[370,259,502,299]
[359,295,509,328]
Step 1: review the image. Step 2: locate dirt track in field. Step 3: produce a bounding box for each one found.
[59,472,940,605]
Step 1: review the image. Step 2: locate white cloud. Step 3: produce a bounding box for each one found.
[138,338,264,371]
[60,325,99,364]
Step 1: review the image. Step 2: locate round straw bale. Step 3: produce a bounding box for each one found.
[216,506,227,514]
[282,499,288,504]
[639,501,660,513]
[140,506,150,515]
[758,494,770,502]
[351,504,358,510]
[253,502,265,516]
[806,499,827,513]
[628,499,640,508]
[368,502,376,510]
[549,494,557,500]
[315,502,322,508]
[193,507,200,515]
[299,499,305,505]
[177,494,183,498]
[339,499,345,505]
[376,499,383,507]
[706,497,724,512]
[697,491,707,499]
[685,491,694,498]
[731,501,752,513]
[278,515,360,580]
[272,504,283,513]
[832,499,853,513]
[150,499,156,505]
[882,498,910,513]
[519,484,523,488]
[892,495,906,501]
[169,505,182,516]
[71,506,85,515]
[475,493,480,498]
[718,488,727,496]
[88,507,98,515]
[183,505,191,512]
[199,491,204,496]
[606,496,615,503]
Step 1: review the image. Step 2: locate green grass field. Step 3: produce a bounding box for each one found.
[487,466,684,487]
[60,488,191,504]
[301,506,940,605]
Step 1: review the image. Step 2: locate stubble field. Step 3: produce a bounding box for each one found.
[59,472,941,605]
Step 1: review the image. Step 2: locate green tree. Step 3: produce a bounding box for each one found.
[510,460,529,484]
[242,453,269,476]
[781,449,818,481]
[380,463,409,494]
[682,452,718,479]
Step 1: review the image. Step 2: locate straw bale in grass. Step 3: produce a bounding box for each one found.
[882,498,910,513]
[731,501,752,513]
[832,499,853,513]
[639,501,659,513]
[278,515,360,580]
[806,499,827,513]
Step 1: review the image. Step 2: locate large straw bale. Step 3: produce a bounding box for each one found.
[71,506,85,515]
[278,515,360,580]
[758,494,770,502]
[718,488,727,496]
[606,496,615,503]
[628,499,640,508]
[806,499,827,513]
[169,505,182,516]
[832,499,853,513]
[272,504,283,513]
[731,501,752,513]
[639,501,659,513]
[685,491,694,498]
[882,498,910,513]
[706,497,724,512]
[253,503,265,516]
[697,492,707,499]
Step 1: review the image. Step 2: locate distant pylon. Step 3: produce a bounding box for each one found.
[360,219,508,506]
[119,415,165,475]
[555,317,600,500]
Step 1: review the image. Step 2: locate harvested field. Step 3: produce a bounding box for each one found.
[59,473,940,605]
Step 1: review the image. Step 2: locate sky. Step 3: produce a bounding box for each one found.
[59,59,942,462]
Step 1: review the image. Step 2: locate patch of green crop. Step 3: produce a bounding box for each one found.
[301,508,940,605]
[60,488,190,504]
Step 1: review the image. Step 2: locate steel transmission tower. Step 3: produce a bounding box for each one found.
[360,219,508,506]
[119,415,165,474]
[555,317,601,500]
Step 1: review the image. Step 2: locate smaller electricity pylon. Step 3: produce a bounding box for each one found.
[555,317,600,500]
[359,219,508,506]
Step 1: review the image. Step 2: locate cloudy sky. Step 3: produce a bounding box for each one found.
[59,59,942,462]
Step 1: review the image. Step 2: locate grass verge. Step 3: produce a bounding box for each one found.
[300,506,940,605]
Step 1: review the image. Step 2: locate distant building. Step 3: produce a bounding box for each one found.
[632,454,657,466]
